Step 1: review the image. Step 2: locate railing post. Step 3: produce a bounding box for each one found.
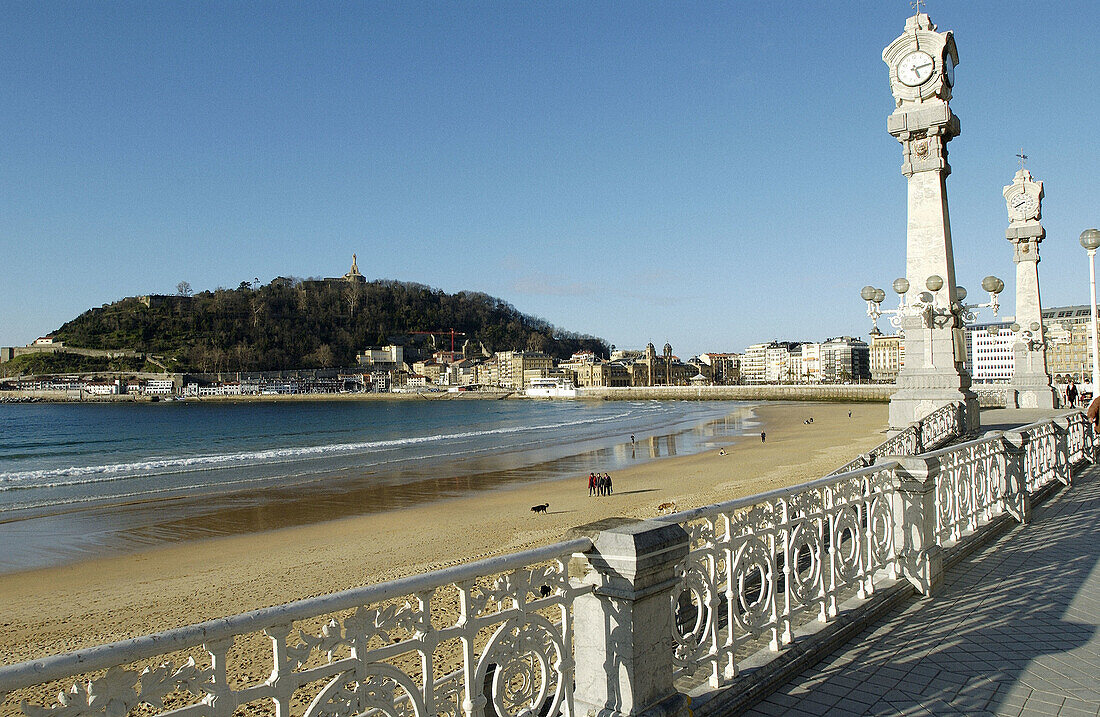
[891,456,944,597]
[1001,430,1031,524]
[572,521,691,717]
[1051,416,1074,487]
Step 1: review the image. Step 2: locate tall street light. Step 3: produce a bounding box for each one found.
[1079,228,1100,393]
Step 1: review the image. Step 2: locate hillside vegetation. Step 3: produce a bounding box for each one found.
[51,279,608,373]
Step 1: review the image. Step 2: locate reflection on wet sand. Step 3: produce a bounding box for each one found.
[0,411,750,573]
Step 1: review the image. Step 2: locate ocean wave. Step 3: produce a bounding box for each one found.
[0,410,636,491]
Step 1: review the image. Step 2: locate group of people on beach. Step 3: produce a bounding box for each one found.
[588,472,613,496]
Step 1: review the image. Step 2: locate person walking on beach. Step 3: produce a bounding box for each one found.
[605,473,613,495]
[630,434,635,446]
[598,474,607,496]
[761,431,766,443]
[588,473,597,496]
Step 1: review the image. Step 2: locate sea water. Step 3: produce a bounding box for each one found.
[0,399,755,571]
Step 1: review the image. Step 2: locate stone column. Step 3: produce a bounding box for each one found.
[572,521,691,717]
[1004,168,1055,409]
[891,455,945,596]
[882,13,978,432]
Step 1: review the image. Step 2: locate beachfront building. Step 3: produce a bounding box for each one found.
[801,343,822,383]
[412,360,444,384]
[965,321,1015,383]
[144,379,175,395]
[742,343,769,384]
[626,343,695,386]
[869,333,904,383]
[440,358,482,386]
[84,381,120,395]
[1042,305,1096,386]
[697,352,741,385]
[786,351,805,384]
[820,337,870,383]
[494,350,553,389]
[559,351,630,388]
[765,342,801,383]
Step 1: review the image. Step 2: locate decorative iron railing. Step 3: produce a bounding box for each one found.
[660,464,898,689]
[830,401,963,475]
[1064,411,1094,466]
[1019,419,1065,493]
[924,434,1007,544]
[0,540,593,717]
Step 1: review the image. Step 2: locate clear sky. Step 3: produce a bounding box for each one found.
[2,2,1098,357]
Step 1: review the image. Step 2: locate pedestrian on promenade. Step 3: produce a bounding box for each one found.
[1067,382,1079,408]
[761,431,766,443]
[588,473,597,496]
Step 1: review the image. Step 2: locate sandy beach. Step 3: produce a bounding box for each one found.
[0,401,887,669]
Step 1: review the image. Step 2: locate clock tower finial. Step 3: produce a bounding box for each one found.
[1016,149,1028,168]
[910,0,925,15]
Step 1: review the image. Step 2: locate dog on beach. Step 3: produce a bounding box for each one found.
[531,503,549,514]
[656,501,676,514]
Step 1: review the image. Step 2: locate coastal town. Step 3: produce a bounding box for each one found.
[1,299,1095,400]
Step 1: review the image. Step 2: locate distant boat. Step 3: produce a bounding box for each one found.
[525,377,579,399]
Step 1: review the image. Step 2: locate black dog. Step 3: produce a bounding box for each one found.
[531,503,549,514]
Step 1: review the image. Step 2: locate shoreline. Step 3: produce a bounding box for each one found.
[0,401,888,667]
[0,400,751,573]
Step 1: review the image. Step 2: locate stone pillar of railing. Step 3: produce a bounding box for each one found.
[891,455,944,596]
[571,521,691,717]
[1000,430,1032,524]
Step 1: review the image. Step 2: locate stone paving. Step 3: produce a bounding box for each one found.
[742,463,1100,717]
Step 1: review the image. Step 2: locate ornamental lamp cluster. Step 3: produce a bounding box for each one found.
[861,274,1003,336]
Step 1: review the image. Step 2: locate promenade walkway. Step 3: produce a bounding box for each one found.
[742,423,1100,716]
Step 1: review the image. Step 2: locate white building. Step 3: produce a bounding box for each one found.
[965,322,1015,383]
[144,379,175,395]
[742,343,769,384]
[801,343,822,383]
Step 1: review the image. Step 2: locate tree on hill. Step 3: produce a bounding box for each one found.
[51,279,608,372]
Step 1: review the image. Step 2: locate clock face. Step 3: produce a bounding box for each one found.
[943,53,955,87]
[897,50,936,87]
[1010,192,1039,218]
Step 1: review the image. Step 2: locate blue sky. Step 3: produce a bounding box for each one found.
[2,2,1098,356]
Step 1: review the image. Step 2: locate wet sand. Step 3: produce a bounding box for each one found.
[0,401,887,669]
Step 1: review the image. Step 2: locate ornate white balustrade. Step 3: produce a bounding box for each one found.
[661,464,898,689]
[830,401,964,476]
[0,540,593,717]
[1,410,1095,717]
[924,434,1008,544]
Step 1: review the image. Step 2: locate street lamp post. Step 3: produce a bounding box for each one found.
[1080,228,1100,395]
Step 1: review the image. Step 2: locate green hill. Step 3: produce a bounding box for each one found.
[48,278,608,373]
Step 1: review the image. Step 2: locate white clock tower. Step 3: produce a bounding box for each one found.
[882,11,978,431]
[1004,167,1056,408]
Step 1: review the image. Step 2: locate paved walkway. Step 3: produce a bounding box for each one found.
[743,464,1100,717]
